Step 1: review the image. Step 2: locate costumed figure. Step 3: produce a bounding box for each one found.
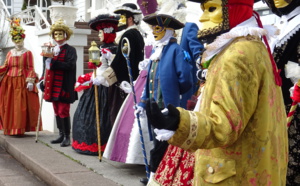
[72,14,119,155]
[146,0,288,185]
[103,0,157,167]
[38,19,77,147]
[0,18,42,135]
[137,13,193,184]
[146,1,205,185]
[263,0,300,185]
[98,3,145,126]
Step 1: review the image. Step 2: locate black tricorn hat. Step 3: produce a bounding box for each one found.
[114,3,142,15]
[143,14,184,30]
[88,14,119,31]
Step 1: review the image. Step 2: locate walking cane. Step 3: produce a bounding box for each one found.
[93,69,102,162]
[121,37,150,179]
[35,87,44,143]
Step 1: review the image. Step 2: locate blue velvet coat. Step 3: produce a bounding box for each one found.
[139,37,193,109]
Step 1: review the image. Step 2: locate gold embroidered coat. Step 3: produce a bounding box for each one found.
[169,36,288,185]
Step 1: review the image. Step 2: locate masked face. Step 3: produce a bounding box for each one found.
[152,25,166,41]
[199,0,223,31]
[119,15,127,27]
[13,38,24,49]
[99,30,104,42]
[54,31,66,43]
[274,0,289,8]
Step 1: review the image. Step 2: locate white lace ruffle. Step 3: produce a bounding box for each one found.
[11,48,28,56]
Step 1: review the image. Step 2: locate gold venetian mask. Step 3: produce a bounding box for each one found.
[152,25,167,41]
[274,0,289,8]
[13,37,24,44]
[199,0,223,31]
[54,30,66,42]
[119,15,127,27]
[99,30,104,42]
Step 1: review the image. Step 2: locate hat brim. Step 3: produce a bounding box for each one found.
[143,14,184,30]
[88,15,119,31]
[114,7,142,15]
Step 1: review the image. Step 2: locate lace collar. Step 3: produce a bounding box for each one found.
[203,16,267,61]
[11,48,28,57]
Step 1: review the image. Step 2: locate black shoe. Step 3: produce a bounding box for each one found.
[50,133,64,144]
[140,177,148,185]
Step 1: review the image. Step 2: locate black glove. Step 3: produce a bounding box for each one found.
[145,98,180,131]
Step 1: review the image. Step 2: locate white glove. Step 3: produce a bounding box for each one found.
[36,80,44,90]
[134,106,145,118]
[101,49,113,62]
[138,59,150,71]
[27,82,34,91]
[154,128,175,141]
[120,81,132,93]
[92,75,109,87]
[45,58,51,70]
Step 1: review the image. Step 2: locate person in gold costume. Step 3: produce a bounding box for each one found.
[146,0,289,185]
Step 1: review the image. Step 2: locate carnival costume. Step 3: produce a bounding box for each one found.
[146,0,288,185]
[138,13,193,182]
[0,18,42,135]
[39,19,77,147]
[72,14,119,155]
[264,0,300,184]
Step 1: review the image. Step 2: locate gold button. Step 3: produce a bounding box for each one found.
[151,70,154,72]
[208,167,214,174]
[150,80,153,83]
[150,90,153,94]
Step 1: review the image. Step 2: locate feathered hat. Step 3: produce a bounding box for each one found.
[49,18,73,40]
[88,14,119,44]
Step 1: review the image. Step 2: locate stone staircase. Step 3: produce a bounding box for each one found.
[75,21,103,74]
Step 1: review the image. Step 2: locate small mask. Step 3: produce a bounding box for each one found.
[152,25,166,41]
[274,0,290,8]
[119,14,127,27]
[99,30,104,42]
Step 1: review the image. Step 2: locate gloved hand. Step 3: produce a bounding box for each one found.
[138,59,150,71]
[27,82,34,91]
[92,75,109,87]
[154,128,175,141]
[134,105,145,117]
[101,48,113,62]
[145,98,180,131]
[120,81,132,93]
[45,58,51,70]
[36,80,45,92]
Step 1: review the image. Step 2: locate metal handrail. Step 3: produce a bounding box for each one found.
[0,0,11,17]
[13,5,50,30]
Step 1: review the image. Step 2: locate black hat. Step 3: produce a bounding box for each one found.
[143,14,184,30]
[88,14,119,31]
[114,3,142,15]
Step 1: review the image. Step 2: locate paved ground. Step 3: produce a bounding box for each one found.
[0,146,47,186]
[0,131,147,186]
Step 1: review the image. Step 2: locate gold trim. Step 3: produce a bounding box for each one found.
[181,111,198,149]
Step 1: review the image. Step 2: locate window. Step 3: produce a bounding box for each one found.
[4,0,13,14]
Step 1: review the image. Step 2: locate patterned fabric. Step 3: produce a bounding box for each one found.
[151,145,194,186]
[169,36,288,185]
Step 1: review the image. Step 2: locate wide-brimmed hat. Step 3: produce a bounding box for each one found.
[114,3,142,15]
[88,14,119,32]
[143,13,184,30]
